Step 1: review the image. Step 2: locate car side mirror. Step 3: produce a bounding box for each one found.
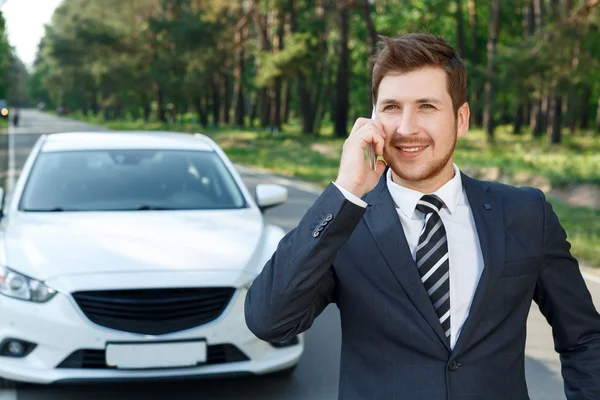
[255,184,287,212]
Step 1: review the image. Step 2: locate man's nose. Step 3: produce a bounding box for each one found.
[396,110,419,136]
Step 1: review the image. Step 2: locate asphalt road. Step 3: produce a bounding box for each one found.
[2,109,599,400]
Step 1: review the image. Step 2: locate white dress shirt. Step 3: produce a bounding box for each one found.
[333,164,484,349]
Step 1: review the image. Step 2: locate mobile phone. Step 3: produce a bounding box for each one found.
[368,106,376,170]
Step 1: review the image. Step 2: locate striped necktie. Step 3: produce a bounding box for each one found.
[415,195,451,343]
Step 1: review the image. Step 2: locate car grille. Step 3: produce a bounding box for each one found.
[56,344,249,369]
[71,287,236,335]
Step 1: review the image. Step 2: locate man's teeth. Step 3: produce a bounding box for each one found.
[401,147,425,152]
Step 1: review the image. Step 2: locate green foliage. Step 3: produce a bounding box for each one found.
[255,32,320,88]
[0,11,12,99]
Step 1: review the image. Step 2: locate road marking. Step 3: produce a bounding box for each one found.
[7,124,16,192]
[583,272,600,284]
[0,389,17,400]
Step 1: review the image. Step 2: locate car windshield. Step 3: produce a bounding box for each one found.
[19,149,247,211]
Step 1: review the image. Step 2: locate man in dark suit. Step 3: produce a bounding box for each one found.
[244,33,600,399]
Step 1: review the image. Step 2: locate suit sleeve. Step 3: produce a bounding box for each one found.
[532,189,600,399]
[244,183,366,342]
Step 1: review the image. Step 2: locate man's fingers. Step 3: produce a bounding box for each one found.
[370,119,387,139]
[375,159,387,176]
[350,118,371,135]
[358,129,385,152]
[374,134,385,156]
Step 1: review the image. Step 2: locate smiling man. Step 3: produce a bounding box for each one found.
[245,33,600,399]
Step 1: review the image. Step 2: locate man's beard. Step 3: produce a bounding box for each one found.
[388,127,457,183]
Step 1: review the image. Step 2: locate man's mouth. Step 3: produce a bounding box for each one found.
[399,146,427,153]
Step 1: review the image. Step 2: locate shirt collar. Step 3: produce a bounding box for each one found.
[386,163,463,218]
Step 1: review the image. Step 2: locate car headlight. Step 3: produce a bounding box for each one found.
[0,266,57,302]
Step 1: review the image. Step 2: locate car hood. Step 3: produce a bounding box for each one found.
[2,209,265,281]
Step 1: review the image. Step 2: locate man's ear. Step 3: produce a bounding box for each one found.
[457,102,470,138]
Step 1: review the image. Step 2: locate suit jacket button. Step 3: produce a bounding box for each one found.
[312,230,320,238]
[448,360,460,371]
[324,213,333,221]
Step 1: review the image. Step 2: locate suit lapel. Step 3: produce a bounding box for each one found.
[363,168,451,351]
[451,172,506,356]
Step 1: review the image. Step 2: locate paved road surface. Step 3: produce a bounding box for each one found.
[2,109,599,400]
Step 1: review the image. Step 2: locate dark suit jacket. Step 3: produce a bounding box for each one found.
[245,169,600,400]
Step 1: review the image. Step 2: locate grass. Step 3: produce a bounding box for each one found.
[62,111,600,266]
[0,118,7,130]
[550,200,600,268]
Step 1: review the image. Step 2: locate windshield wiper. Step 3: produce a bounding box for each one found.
[23,207,68,212]
[135,205,175,210]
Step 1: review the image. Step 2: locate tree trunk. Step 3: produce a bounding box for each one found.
[272,10,285,131]
[455,0,467,58]
[531,99,542,137]
[530,0,545,137]
[334,5,350,138]
[115,100,124,120]
[194,96,208,128]
[513,1,534,135]
[233,46,246,127]
[80,99,88,116]
[143,100,151,122]
[580,85,591,130]
[200,96,209,127]
[211,76,220,127]
[548,96,562,144]
[533,0,544,33]
[595,97,600,133]
[468,0,478,64]
[567,86,579,134]
[232,5,247,127]
[467,0,482,126]
[526,0,535,35]
[533,95,550,137]
[363,0,378,112]
[153,82,166,122]
[281,80,290,124]
[223,71,232,125]
[483,0,501,142]
[290,0,315,134]
[259,88,270,128]
[249,93,258,126]
[513,104,524,134]
[91,94,99,116]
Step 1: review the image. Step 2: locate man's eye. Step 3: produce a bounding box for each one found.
[383,105,398,110]
[421,104,436,109]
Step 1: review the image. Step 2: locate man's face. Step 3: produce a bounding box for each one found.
[375,67,468,184]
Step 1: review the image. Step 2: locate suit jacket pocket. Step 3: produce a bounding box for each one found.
[500,258,541,278]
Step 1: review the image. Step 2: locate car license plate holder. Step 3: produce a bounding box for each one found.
[105,339,207,369]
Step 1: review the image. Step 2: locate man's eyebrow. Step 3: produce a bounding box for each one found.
[416,97,443,105]
[378,97,444,106]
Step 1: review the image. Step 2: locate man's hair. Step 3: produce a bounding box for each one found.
[370,33,467,115]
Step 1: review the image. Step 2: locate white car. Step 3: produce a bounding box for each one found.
[0,131,302,387]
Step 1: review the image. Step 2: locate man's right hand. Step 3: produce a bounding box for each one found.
[334,118,388,198]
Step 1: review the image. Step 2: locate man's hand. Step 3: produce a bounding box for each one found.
[335,118,387,198]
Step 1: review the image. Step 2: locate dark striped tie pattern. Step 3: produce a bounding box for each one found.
[415,195,451,342]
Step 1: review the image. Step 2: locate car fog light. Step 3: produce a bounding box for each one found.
[0,339,36,358]
[8,341,24,356]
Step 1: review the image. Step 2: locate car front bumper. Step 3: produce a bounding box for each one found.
[0,288,302,384]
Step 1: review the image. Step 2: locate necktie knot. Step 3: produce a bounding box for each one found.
[416,195,445,215]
